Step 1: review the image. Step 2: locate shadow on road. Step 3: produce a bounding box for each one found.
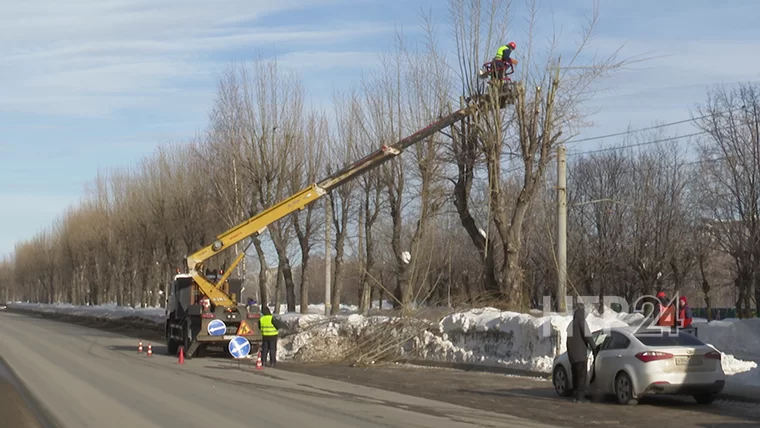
[106,345,151,353]
[460,386,760,423]
[697,425,759,428]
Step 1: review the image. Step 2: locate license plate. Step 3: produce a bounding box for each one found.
[223,335,236,340]
[676,356,702,365]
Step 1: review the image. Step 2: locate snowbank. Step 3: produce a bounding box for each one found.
[409,307,638,373]
[9,302,166,324]
[272,301,396,315]
[697,318,760,362]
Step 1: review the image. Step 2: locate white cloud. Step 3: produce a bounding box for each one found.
[563,33,760,146]
[275,51,380,72]
[0,0,386,117]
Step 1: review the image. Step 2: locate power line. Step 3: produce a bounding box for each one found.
[568,131,707,157]
[564,107,744,147]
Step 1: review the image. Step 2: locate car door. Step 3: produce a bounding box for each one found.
[594,331,631,393]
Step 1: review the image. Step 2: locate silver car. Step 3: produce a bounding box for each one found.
[552,325,725,405]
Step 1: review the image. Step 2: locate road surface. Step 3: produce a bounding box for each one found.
[0,312,555,428]
[282,363,760,427]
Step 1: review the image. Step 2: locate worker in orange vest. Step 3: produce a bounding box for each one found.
[655,291,676,327]
[678,296,693,328]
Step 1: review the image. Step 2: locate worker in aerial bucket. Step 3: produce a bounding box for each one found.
[491,41,517,83]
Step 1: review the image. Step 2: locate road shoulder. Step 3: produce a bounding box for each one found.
[0,357,62,428]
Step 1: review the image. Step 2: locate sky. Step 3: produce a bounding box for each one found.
[1,0,760,257]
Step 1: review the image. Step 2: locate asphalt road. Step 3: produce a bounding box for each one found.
[281,363,760,427]
[0,312,555,428]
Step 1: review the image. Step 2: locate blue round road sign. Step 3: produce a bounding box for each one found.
[228,336,250,359]
[207,319,226,336]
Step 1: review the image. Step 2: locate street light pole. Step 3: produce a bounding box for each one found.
[324,196,332,316]
[557,144,567,312]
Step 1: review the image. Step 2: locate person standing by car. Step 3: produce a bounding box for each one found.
[678,296,693,329]
[567,301,595,403]
[655,291,676,327]
[258,305,283,367]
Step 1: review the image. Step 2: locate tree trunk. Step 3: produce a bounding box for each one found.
[358,202,370,315]
[292,207,315,315]
[330,193,350,316]
[388,184,407,311]
[253,237,268,308]
[274,266,283,314]
[699,255,712,321]
[275,248,296,312]
[269,225,296,312]
[299,255,310,313]
[500,188,534,309]
[452,117,500,295]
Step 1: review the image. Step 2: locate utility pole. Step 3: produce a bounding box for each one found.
[324,196,332,316]
[557,144,568,312]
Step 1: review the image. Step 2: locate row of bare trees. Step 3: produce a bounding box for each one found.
[562,83,760,318]
[1,1,756,318]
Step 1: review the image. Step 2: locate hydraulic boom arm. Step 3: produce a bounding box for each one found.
[186,89,513,306]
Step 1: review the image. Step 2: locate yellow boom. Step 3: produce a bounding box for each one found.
[185,86,515,306]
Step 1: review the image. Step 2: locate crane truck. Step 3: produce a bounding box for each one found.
[164,72,518,359]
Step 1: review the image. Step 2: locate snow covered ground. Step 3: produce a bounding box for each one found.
[6,301,759,390]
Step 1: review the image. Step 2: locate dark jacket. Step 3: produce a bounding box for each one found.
[258,306,283,336]
[567,305,595,363]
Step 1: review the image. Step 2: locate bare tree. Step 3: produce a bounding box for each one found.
[328,91,360,315]
[292,112,327,313]
[449,0,629,309]
[694,82,760,317]
[230,59,304,312]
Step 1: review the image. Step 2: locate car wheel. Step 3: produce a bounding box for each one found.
[614,372,638,405]
[553,365,573,397]
[693,393,717,405]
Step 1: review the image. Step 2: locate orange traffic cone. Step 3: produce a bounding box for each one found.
[138,341,143,353]
[146,343,152,357]
[255,350,263,370]
[178,346,185,364]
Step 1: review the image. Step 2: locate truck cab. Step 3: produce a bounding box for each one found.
[164,272,262,359]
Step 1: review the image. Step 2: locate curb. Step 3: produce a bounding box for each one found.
[398,359,551,379]
[0,356,65,428]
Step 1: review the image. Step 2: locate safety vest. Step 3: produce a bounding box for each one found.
[679,307,692,328]
[260,315,278,337]
[657,304,675,327]
[495,45,511,60]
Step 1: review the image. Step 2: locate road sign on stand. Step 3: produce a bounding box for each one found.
[207,319,226,336]
[236,320,253,336]
[228,336,250,359]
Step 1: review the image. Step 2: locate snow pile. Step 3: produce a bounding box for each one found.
[9,302,166,324]
[275,313,429,363]
[729,366,760,387]
[7,301,395,323]
[697,318,760,362]
[276,313,365,361]
[719,352,758,375]
[409,307,637,373]
[271,301,395,315]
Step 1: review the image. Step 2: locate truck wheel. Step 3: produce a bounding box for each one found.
[167,337,179,356]
[166,323,179,355]
[183,319,193,360]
